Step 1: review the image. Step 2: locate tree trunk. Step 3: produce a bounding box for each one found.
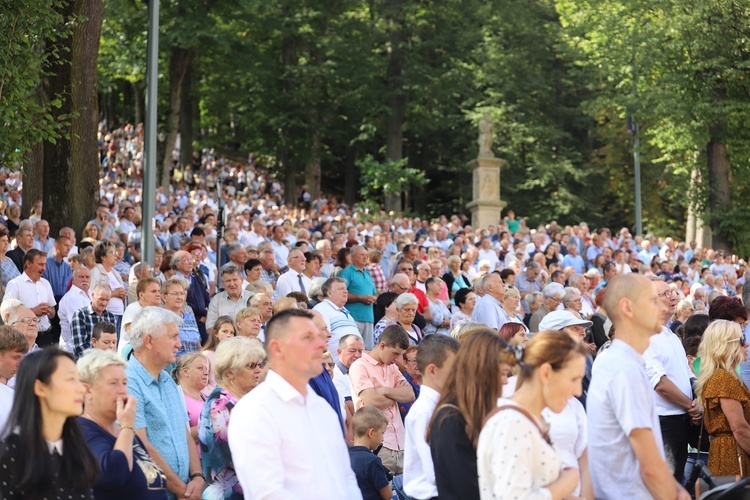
[305,105,322,200]
[179,58,194,170]
[707,124,732,252]
[161,47,193,190]
[40,1,74,233]
[344,147,357,207]
[67,0,105,234]
[133,80,143,126]
[281,7,299,206]
[384,0,405,213]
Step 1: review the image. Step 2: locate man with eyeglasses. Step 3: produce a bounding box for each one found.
[528,282,565,333]
[7,305,42,356]
[643,278,699,485]
[3,249,57,346]
[71,283,117,359]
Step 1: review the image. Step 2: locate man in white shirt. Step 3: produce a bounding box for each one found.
[312,277,361,363]
[476,237,501,271]
[588,274,689,500]
[270,225,290,269]
[275,249,312,299]
[332,334,365,445]
[241,220,266,248]
[3,249,56,341]
[0,327,28,431]
[643,278,699,485]
[228,309,362,499]
[470,273,507,330]
[404,335,459,500]
[58,266,92,353]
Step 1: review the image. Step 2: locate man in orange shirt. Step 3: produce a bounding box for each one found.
[349,324,414,475]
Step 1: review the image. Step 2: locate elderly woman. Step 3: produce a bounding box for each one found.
[0,226,20,290]
[235,307,263,338]
[442,255,471,303]
[90,241,127,332]
[199,337,267,499]
[172,352,209,449]
[501,285,525,325]
[450,288,476,330]
[562,286,584,317]
[425,276,452,336]
[696,320,750,477]
[162,276,202,358]
[78,349,168,499]
[394,293,423,345]
[669,299,695,332]
[523,291,543,328]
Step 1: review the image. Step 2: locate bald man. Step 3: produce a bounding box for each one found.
[587,274,689,500]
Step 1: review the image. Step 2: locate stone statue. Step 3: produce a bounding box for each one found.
[478,114,495,159]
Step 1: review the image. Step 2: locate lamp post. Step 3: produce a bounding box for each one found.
[141,0,159,266]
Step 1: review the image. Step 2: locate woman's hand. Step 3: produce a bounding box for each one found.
[116,395,137,429]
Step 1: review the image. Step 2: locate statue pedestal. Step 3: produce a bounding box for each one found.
[466,157,507,228]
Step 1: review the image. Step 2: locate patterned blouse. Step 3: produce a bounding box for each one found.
[198,387,243,499]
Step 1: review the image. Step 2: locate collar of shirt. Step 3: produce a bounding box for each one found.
[335,360,349,375]
[129,354,168,386]
[420,385,440,404]
[610,339,645,367]
[323,299,349,315]
[265,369,308,403]
[361,352,383,367]
[46,439,63,455]
[70,285,91,299]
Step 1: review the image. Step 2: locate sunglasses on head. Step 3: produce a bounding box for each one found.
[730,334,747,346]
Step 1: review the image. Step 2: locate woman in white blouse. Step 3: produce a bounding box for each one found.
[477,330,588,499]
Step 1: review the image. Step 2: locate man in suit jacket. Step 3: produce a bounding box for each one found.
[6,226,35,273]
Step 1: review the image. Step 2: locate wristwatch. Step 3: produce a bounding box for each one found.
[189,472,205,481]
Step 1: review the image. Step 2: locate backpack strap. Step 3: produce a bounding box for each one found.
[485,405,552,446]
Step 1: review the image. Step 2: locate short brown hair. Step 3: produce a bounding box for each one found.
[136,277,160,299]
[351,406,388,437]
[0,326,29,354]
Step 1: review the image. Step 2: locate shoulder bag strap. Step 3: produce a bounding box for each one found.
[486,405,552,446]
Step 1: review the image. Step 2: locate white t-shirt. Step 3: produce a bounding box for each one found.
[118,302,144,355]
[0,383,14,433]
[543,397,588,496]
[107,270,125,315]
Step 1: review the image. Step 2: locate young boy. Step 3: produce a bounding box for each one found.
[91,321,118,351]
[349,406,393,500]
[403,334,460,499]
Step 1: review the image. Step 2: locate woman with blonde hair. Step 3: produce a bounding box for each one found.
[199,337,266,499]
[695,319,750,477]
[273,296,298,315]
[501,285,526,325]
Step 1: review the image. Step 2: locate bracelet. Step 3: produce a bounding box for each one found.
[189,473,205,481]
[120,426,135,432]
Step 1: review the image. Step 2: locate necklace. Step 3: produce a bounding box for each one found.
[83,412,117,435]
[182,386,203,401]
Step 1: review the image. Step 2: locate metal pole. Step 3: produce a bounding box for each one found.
[141,0,159,266]
[216,178,224,290]
[633,116,642,237]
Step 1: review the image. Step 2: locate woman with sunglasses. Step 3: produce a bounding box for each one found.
[198,337,266,499]
[695,320,750,477]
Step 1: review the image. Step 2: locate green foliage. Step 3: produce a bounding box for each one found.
[0,1,72,168]
[357,154,428,205]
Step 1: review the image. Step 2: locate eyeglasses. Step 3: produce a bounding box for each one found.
[106,250,117,255]
[657,290,677,299]
[404,358,417,364]
[326,362,335,368]
[730,335,747,346]
[165,291,187,297]
[13,317,39,326]
[398,268,414,273]
[245,360,267,370]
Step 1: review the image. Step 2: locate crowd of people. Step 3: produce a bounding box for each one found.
[1,124,750,499]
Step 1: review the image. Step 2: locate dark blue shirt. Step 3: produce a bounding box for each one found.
[309,367,345,436]
[78,418,168,500]
[43,256,72,299]
[348,446,390,500]
[398,372,421,421]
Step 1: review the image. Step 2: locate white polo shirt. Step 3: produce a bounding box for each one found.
[3,273,56,331]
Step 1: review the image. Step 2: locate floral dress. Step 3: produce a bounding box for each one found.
[198,387,243,499]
